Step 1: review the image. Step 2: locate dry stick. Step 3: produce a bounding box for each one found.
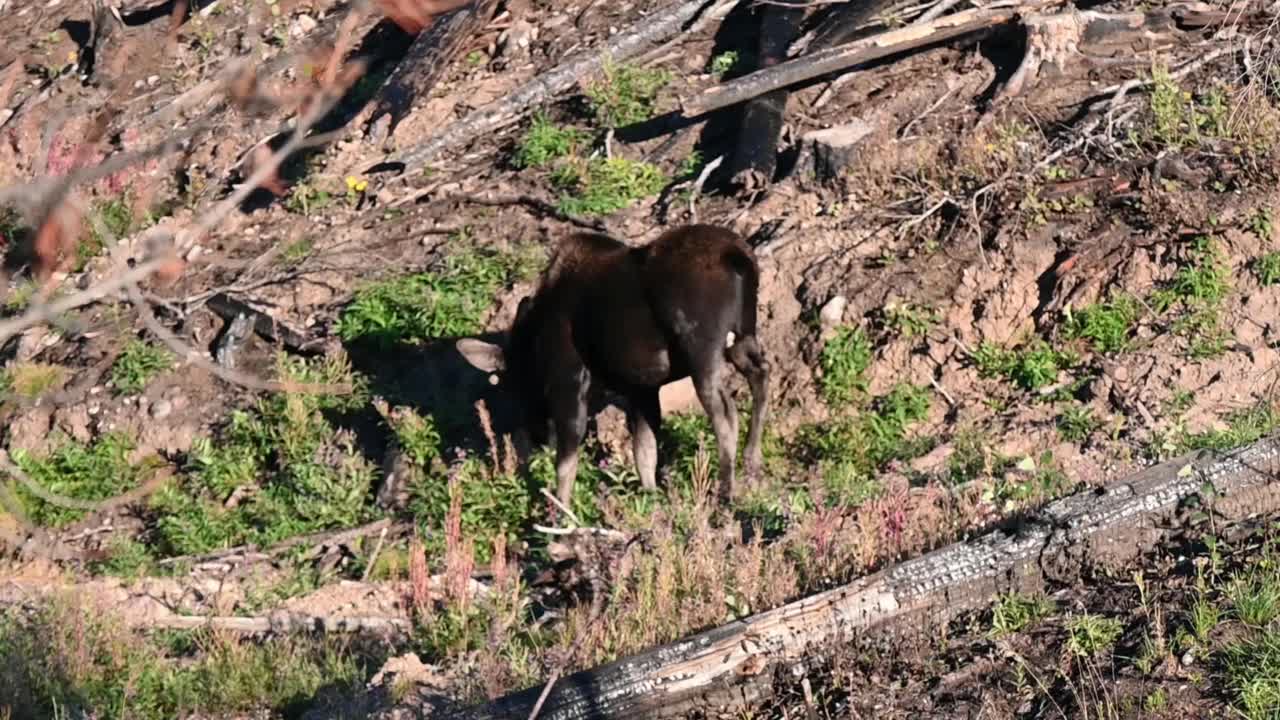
[145,612,411,633]
[681,0,1049,117]
[361,525,390,581]
[390,0,731,173]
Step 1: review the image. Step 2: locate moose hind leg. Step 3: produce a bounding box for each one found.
[693,365,739,501]
[728,335,770,484]
[628,389,661,491]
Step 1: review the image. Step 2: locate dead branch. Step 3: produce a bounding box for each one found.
[157,518,409,567]
[681,0,1048,118]
[389,0,735,172]
[144,612,411,633]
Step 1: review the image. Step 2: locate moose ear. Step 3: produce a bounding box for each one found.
[456,338,506,373]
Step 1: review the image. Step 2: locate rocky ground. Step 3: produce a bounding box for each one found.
[3,0,1280,717]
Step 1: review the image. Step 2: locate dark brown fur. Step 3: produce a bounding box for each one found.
[457,224,770,506]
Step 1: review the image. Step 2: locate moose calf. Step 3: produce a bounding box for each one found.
[457,224,770,507]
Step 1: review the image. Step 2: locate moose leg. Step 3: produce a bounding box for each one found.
[728,336,770,485]
[549,374,591,509]
[693,366,739,501]
[627,388,662,491]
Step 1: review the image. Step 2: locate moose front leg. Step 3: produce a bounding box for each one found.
[549,371,591,511]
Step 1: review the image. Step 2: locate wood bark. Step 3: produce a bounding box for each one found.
[362,0,503,144]
[725,4,807,191]
[454,437,1280,720]
[681,1,1046,118]
[389,0,731,172]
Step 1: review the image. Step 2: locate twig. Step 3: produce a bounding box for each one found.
[532,525,633,542]
[930,376,957,407]
[362,525,390,582]
[688,154,724,220]
[541,487,583,527]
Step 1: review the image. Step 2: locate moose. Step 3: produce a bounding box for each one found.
[456,224,770,507]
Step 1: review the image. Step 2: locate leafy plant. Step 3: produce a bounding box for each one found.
[1066,613,1123,657]
[820,325,873,405]
[10,433,154,527]
[1255,252,1280,286]
[990,592,1054,637]
[553,156,666,217]
[1064,294,1140,354]
[513,113,588,169]
[584,59,670,128]
[973,340,1077,392]
[709,51,739,77]
[337,248,516,347]
[110,340,173,395]
[1057,404,1100,443]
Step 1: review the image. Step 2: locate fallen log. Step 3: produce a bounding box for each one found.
[681,0,1050,118]
[387,0,737,173]
[361,0,503,145]
[453,436,1280,719]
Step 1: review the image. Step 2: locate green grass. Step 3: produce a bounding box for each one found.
[972,340,1078,392]
[1150,236,1233,359]
[9,433,155,527]
[337,247,523,348]
[1227,566,1280,628]
[514,113,588,169]
[1176,404,1280,453]
[150,354,376,556]
[109,340,173,395]
[0,600,368,720]
[1064,294,1140,354]
[820,325,873,405]
[1057,404,1100,443]
[982,451,1072,510]
[584,59,670,128]
[76,197,135,270]
[552,156,666,217]
[1255,252,1280,286]
[795,383,932,507]
[990,591,1054,637]
[1225,628,1280,719]
[1065,613,1123,657]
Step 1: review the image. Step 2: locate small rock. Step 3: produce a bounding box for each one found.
[1181,649,1195,666]
[818,295,847,331]
[296,14,317,33]
[146,75,160,86]
[150,399,173,420]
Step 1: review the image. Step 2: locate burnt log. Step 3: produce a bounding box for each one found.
[724,3,806,192]
[453,436,1280,719]
[389,0,734,172]
[361,0,503,145]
